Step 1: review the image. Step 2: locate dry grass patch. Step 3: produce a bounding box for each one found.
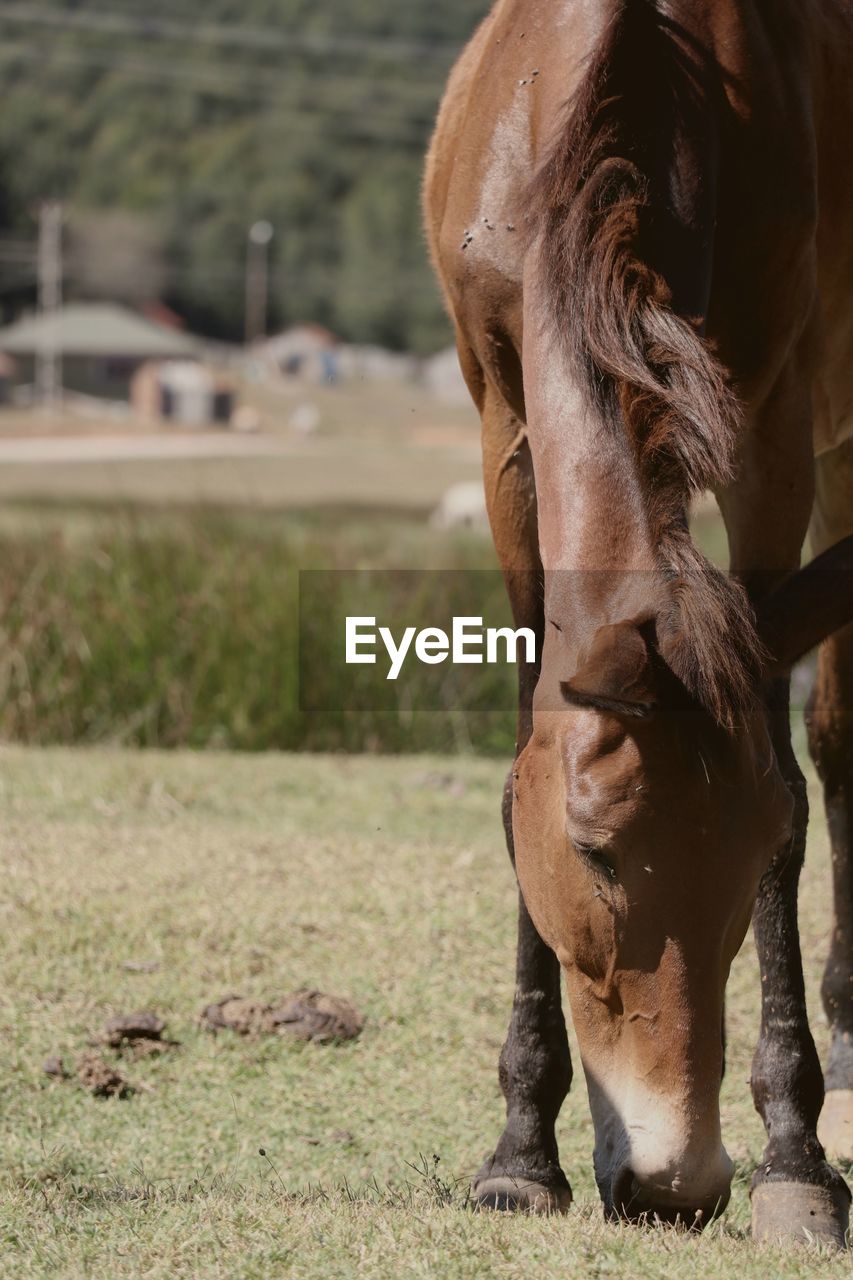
[0,744,849,1277]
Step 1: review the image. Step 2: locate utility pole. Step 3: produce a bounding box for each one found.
[37,201,63,408]
[245,219,274,346]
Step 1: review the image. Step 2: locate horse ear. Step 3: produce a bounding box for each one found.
[561,619,657,718]
[756,535,853,677]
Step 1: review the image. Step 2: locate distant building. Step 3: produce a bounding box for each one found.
[255,325,420,388]
[336,344,418,385]
[132,360,234,428]
[0,352,13,405]
[0,302,202,402]
[139,300,188,332]
[256,324,340,384]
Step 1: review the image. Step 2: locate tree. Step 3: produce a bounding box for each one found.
[0,0,492,349]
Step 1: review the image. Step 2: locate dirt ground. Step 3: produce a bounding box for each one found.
[0,744,849,1278]
[0,380,482,511]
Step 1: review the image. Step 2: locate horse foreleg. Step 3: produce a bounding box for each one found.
[749,679,849,1246]
[471,770,573,1212]
[471,381,573,1214]
[808,628,853,1163]
[720,369,850,1247]
[806,440,853,1163]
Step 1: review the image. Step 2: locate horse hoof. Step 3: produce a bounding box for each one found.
[818,1090,853,1162]
[751,1181,850,1250]
[472,1175,572,1215]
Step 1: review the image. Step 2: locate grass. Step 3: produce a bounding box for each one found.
[0,497,750,756]
[0,505,516,754]
[1,743,850,1277]
[0,378,483,511]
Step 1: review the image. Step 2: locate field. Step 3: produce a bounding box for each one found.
[0,391,843,1275]
[2,743,850,1278]
[0,381,482,510]
[0,504,516,754]
[0,497,733,757]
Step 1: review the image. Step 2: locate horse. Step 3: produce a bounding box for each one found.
[424,0,853,1247]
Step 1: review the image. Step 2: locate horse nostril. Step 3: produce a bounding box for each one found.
[610,1165,641,1219]
[609,1161,730,1227]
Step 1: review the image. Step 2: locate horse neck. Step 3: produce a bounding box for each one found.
[524,364,670,642]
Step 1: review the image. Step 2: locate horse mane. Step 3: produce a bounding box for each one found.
[529,0,762,730]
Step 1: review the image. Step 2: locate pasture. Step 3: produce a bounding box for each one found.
[0,380,482,511]
[0,498,731,756]
[2,744,849,1277]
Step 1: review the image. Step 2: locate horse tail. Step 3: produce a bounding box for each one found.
[530,1,760,727]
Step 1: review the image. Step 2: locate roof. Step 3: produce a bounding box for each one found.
[258,324,338,360]
[0,303,202,359]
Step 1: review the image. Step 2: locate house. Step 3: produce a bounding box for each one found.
[255,324,340,384]
[133,360,234,428]
[0,302,202,402]
[254,325,421,388]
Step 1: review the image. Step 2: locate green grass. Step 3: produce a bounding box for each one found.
[0,505,517,754]
[0,498,760,757]
[1,745,849,1277]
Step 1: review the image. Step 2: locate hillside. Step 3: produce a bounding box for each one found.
[0,1,492,350]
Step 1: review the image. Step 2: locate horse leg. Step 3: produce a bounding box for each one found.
[806,440,853,1162]
[719,369,851,1246]
[748,679,849,1245]
[470,378,573,1213]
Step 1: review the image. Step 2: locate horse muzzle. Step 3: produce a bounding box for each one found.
[605,1144,733,1226]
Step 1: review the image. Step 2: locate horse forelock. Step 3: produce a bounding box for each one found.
[528,0,758,730]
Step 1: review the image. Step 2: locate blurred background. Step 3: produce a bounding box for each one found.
[0,0,730,756]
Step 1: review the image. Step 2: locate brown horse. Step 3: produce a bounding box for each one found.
[425,0,853,1246]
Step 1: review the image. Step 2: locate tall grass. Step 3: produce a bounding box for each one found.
[0,507,517,754]
[0,500,768,755]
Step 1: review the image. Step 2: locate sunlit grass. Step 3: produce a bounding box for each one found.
[0,746,847,1277]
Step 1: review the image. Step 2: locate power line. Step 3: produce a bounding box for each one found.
[1,237,440,292]
[0,21,450,102]
[0,44,437,146]
[0,39,437,112]
[62,266,442,298]
[0,4,460,64]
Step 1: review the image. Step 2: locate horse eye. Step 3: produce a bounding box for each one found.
[574,842,618,882]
